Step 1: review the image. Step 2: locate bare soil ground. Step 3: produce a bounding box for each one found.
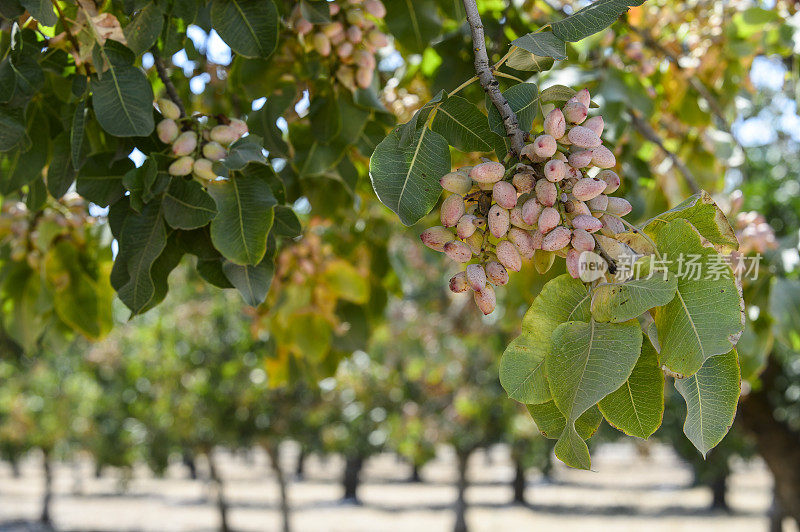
[0,442,797,532]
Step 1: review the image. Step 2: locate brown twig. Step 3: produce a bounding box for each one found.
[50,0,91,77]
[151,48,186,118]
[462,0,526,157]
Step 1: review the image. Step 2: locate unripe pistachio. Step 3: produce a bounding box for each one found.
[542,226,571,251]
[586,194,609,214]
[364,0,387,18]
[583,116,604,137]
[607,196,632,216]
[158,98,181,120]
[567,125,602,148]
[440,194,465,227]
[466,263,487,291]
[510,206,534,230]
[521,198,543,226]
[313,33,331,56]
[474,284,496,315]
[449,271,469,293]
[203,141,227,161]
[440,171,472,194]
[328,3,341,15]
[420,226,455,251]
[568,150,593,169]
[157,118,179,144]
[346,26,361,43]
[591,145,616,168]
[169,155,194,176]
[457,215,478,239]
[571,228,595,252]
[478,180,494,191]
[296,18,313,35]
[574,89,591,108]
[601,214,626,235]
[229,118,248,138]
[534,179,557,207]
[520,143,546,162]
[508,227,536,259]
[336,65,356,90]
[172,131,197,156]
[345,9,362,25]
[572,177,607,201]
[544,108,566,139]
[488,204,510,238]
[443,240,473,262]
[537,207,560,234]
[512,172,534,193]
[470,161,505,183]
[543,159,566,182]
[329,30,345,46]
[572,214,603,233]
[366,30,389,48]
[564,196,591,216]
[464,231,484,254]
[563,100,588,124]
[354,49,376,69]
[532,134,557,158]
[210,125,239,146]
[598,169,621,193]
[496,240,522,272]
[355,67,373,88]
[566,248,582,279]
[322,21,344,38]
[493,181,517,209]
[192,158,216,180]
[485,261,509,286]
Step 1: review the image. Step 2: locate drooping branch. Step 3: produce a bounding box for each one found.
[462,0,526,157]
[628,109,701,194]
[151,48,186,118]
[50,0,92,77]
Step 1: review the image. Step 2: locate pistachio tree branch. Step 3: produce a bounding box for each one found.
[50,0,91,77]
[628,109,701,194]
[462,0,526,157]
[151,48,186,118]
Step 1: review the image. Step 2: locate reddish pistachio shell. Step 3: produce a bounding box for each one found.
[420,226,455,251]
[544,108,566,139]
[574,89,591,108]
[337,42,354,58]
[601,214,626,235]
[449,271,469,293]
[587,194,609,214]
[572,214,603,233]
[512,172,535,193]
[563,100,588,124]
[346,25,362,43]
[157,119,179,144]
[474,284,496,314]
[508,227,536,259]
[542,226,571,251]
[168,156,194,176]
[466,263,487,291]
[444,240,473,262]
[530,230,544,250]
[584,116,604,137]
[440,171,472,194]
[210,125,239,146]
[488,204,510,238]
[367,30,388,48]
[521,198,544,226]
[568,150,594,169]
[598,169,621,193]
[229,119,248,138]
[566,248,582,279]
[296,18,313,35]
[355,67,373,89]
[544,159,566,182]
[493,181,518,209]
[364,0,387,18]
[572,177,607,201]
[567,125,602,148]
[496,240,522,272]
[470,161,505,183]
[192,158,216,180]
[172,131,197,156]
[566,165,582,180]
[456,215,478,239]
[564,197,591,216]
[532,134,557,158]
[607,196,632,216]
[203,141,227,161]
[535,179,558,207]
[591,145,616,168]
[537,207,560,234]
[571,228,595,252]
[520,143,546,162]
[485,261,509,286]
[328,2,340,15]
[440,194,465,227]
[509,207,533,230]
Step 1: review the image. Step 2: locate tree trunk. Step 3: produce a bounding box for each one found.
[512,459,526,505]
[183,452,198,480]
[740,359,800,526]
[10,456,20,478]
[266,444,292,532]
[294,449,305,480]
[770,485,786,532]
[41,450,53,525]
[409,464,422,483]
[453,450,471,532]
[94,462,103,479]
[342,455,363,503]
[207,452,230,532]
[709,472,729,512]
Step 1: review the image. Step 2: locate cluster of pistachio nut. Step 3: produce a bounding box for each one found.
[291,0,388,90]
[421,89,633,314]
[155,99,248,181]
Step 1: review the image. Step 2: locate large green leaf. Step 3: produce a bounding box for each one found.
[123,2,164,55]
[430,95,494,152]
[71,99,87,168]
[207,171,277,265]
[527,402,602,440]
[505,47,555,72]
[3,264,49,352]
[20,0,56,25]
[591,272,678,323]
[163,178,218,230]
[644,191,739,252]
[510,31,567,60]
[91,51,155,137]
[46,132,76,198]
[272,205,302,238]
[499,275,591,404]
[487,82,539,137]
[369,126,450,226]
[0,134,47,194]
[551,0,645,42]
[598,336,664,438]
[0,104,26,151]
[76,153,133,207]
[0,53,44,107]
[674,349,740,457]
[398,90,446,148]
[210,0,279,58]
[223,234,276,306]
[652,219,744,378]
[384,0,442,54]
[547,319,642,469]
